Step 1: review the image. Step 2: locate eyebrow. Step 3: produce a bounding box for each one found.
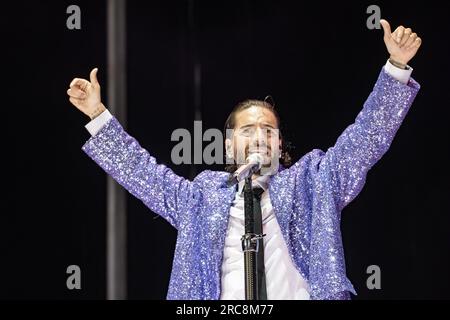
[238,123,277,129]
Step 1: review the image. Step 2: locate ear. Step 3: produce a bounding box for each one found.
[225,138,233,159]
[279,138,283,158]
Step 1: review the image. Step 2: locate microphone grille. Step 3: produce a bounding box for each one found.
[246,153,264,164]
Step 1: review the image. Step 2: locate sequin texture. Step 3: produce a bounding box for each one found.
[82,68,420,300]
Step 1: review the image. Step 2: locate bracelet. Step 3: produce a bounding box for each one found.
[89,105,104,120]
[389,58,407,70]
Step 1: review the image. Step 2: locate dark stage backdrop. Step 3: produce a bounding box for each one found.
[4,0,450,299]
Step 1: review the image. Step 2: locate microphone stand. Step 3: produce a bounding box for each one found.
[241,176,262,300]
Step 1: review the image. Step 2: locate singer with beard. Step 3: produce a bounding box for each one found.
[67,20,422,299]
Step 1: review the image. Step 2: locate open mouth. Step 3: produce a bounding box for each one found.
[248,148,271,154]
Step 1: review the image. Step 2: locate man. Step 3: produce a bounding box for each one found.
[67,19,421,300]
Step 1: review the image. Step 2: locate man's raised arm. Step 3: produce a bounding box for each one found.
[320,19,422,210]
[67,69,196,229]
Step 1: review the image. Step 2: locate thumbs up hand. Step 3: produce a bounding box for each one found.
[67,68,106,119]
[380,19,422,68]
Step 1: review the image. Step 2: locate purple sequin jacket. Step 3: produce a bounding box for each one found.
[82,68,420,300]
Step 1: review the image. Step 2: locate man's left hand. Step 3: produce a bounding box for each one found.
[380,19,422,67]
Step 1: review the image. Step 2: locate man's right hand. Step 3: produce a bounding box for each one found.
[67,67,106,120]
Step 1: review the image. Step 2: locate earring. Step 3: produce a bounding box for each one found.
[226,149,233,159]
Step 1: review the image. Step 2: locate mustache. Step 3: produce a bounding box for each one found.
[246,145,272,153]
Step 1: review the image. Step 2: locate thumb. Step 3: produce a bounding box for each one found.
[380,19,391,39]
[90,68,99,86]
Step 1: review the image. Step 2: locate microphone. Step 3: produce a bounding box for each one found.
[226,153,264,187]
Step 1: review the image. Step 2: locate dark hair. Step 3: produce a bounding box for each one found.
[223,97,294,172]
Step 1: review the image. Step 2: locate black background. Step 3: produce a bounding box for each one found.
[4,0,450,299]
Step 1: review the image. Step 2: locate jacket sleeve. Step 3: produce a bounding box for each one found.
[320,67,420,211]
[82,117,196,229]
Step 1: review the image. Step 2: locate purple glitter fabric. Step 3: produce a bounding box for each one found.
[82,68,420,300]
